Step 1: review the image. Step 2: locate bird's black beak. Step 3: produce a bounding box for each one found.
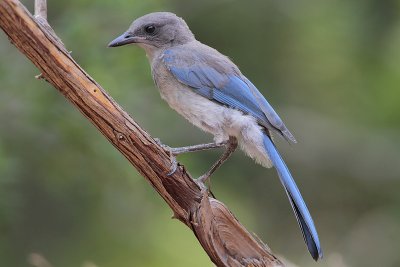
[108,32,143,47]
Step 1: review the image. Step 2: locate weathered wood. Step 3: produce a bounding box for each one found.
[0,0,284,266]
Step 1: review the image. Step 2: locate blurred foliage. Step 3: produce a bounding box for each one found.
[1,0,400,266]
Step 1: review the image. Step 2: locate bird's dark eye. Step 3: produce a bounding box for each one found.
[144,25,156,34]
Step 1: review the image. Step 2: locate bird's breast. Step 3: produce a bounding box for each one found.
[152,61,223,135]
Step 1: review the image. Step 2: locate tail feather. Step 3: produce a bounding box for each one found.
[263,134,323,261]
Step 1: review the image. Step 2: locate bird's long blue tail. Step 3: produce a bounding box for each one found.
[263,134,323,261]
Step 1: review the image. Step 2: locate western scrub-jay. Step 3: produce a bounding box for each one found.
[108,12,322,260]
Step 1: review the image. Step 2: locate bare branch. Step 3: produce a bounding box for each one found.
[0,0,284,266]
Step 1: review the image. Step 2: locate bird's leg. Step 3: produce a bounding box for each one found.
[197,136,238,186]
[169,142,229,154]
[155,138,229,155]
[154,138,230,175]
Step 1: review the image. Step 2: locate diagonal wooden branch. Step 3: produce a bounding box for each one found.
[0,0,284,266]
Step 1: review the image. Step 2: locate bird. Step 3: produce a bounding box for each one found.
[108,12,322,261]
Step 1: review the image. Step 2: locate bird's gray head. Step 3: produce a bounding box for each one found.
[108,12,195,55]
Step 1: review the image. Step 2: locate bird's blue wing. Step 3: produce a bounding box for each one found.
[162,48,296,143]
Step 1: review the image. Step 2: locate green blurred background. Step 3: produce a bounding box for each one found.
[1,0,400,266]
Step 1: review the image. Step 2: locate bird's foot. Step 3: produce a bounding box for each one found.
[154,138,167,148]
[154,138,183,155]
[167,156,178,176]
[196,174,211,191]
[154,138,178,176]
[198,174,210,184]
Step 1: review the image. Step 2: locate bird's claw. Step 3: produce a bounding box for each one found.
[155,138,178,176]
[196,174,211,191]
[167,156,178,176]
[195,178,208,191]
[154,138,165,147]
[198,174,209,184]
[155,138,176,154]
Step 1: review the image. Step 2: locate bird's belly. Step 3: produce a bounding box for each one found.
[158,80,261,143]
[160,83,224,133]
